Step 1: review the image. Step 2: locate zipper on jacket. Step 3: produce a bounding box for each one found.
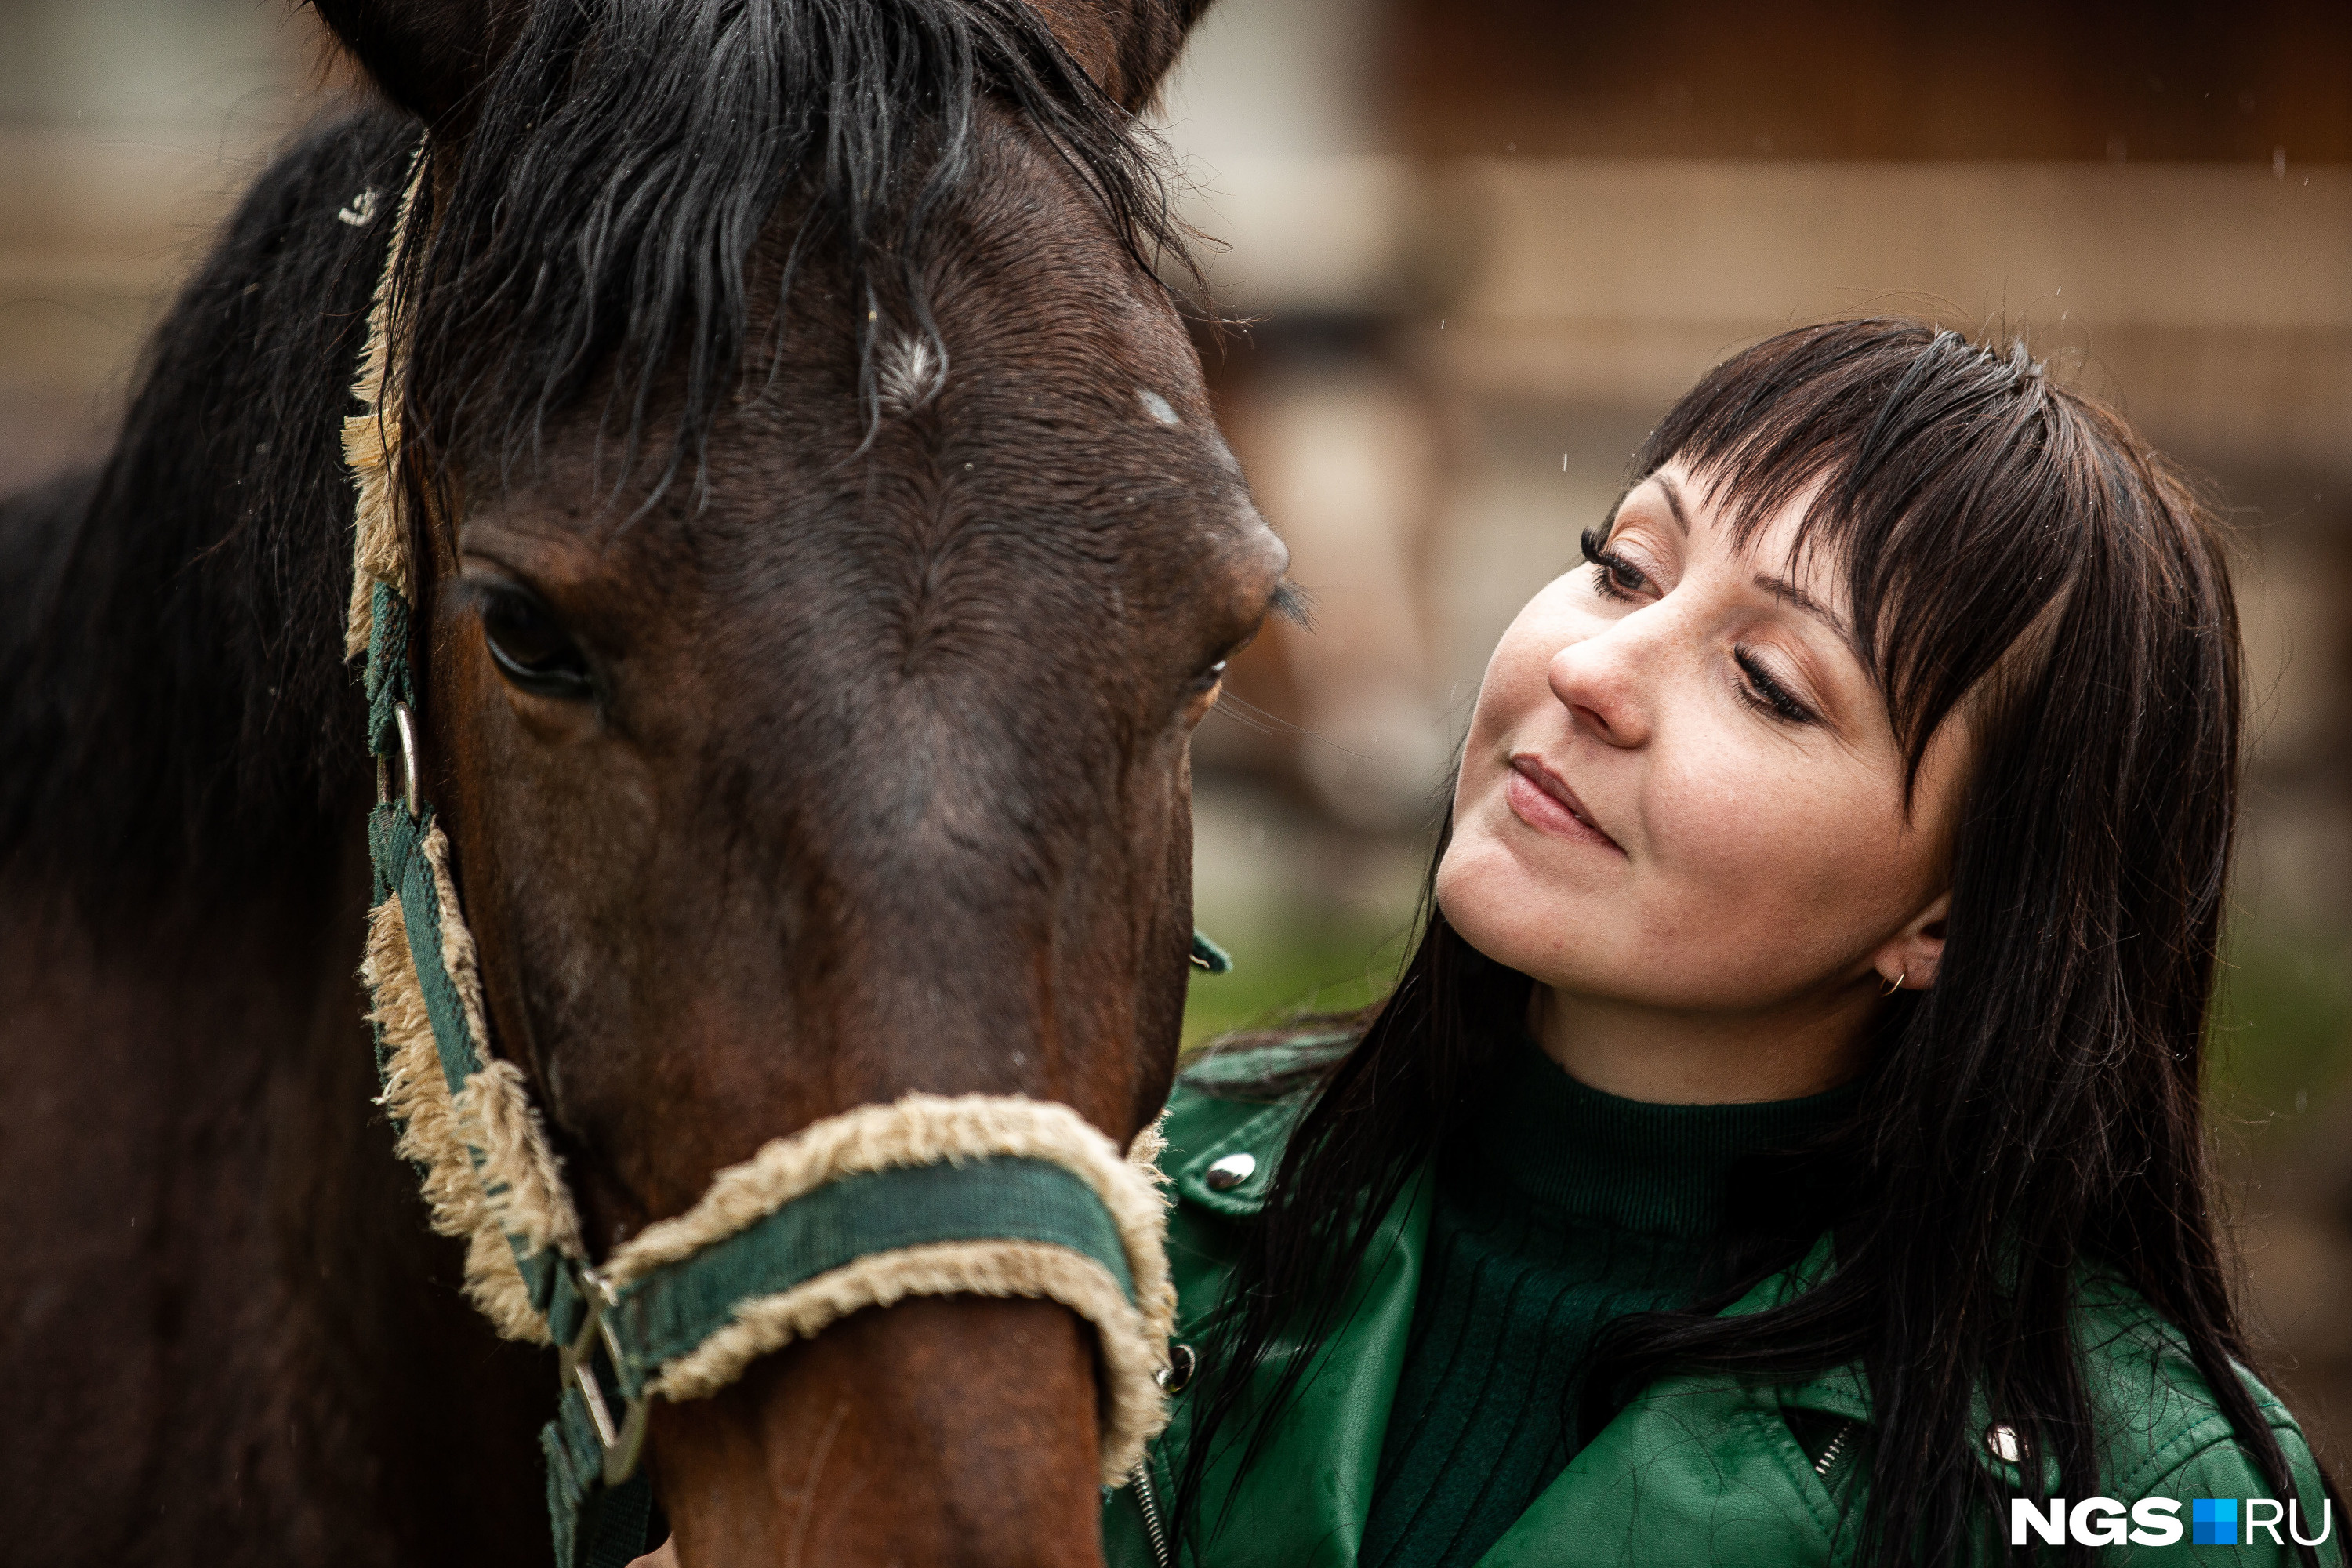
[1131,1460,1174,1568]
[1812,1419,1859,1486]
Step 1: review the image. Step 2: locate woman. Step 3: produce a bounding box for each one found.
[1104,319,2344,1568]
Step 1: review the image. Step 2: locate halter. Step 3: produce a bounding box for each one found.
[344,145,1215,1566]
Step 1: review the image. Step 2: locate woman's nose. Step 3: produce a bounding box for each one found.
[1548,626,1652,748]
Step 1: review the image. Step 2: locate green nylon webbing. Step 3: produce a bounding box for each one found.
[368,782,564,1318]
[610,1156,1135,1398]
[543,1425,654,1568]
[376,803,474,1090]
[540,1159,1140,1564]
[365,579,412,759]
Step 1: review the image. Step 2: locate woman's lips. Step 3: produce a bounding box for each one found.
[1505,755,1624,854]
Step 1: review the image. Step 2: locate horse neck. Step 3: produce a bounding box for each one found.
[0,841,548,1560]
[0,108,550,1561]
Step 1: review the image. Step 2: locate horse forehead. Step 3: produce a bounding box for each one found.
[700,517,1208,676]
[670,384,1246,619]
[889,107,1197,372]
[493,373,1246,618]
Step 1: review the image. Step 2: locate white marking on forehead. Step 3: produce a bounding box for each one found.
[1137,388,1181,426]
[877,333,944,414]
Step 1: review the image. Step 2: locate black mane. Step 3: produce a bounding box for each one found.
[0,0,1186,907]
[0,111,416,906]
[404,0,1188,500]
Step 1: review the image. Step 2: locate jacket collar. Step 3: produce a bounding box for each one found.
[1163,1093,1432,1568]
[1170,1097,1297,1221]
[1717,1233,1873,1424]
[1185,1105,1882,1420]
[1152,1089,2053,1563]
[1712,1234,2058,1492]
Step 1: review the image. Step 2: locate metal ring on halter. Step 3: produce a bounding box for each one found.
[390,702,420,819]
[559,1269,652,1486]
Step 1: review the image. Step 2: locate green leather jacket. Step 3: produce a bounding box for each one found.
[1103,1049,2343,1567]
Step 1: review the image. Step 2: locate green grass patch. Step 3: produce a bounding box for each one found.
[2209,926,2352,1143]
[1181,909,1417,1049]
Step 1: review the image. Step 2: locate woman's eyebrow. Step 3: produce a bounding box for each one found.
[1654,474,1691,535]
[1755,572,1858,649]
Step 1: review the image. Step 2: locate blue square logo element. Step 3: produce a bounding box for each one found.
[2192,1498,2238,1546]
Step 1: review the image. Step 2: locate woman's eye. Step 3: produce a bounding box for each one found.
[1579,528,1648,601]
[481,590,594,699]
[1733,647,1817,725]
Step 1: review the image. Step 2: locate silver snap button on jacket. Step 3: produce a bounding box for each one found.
[1204,1152,1257,1192]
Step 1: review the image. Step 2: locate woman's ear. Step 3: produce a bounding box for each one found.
[1874,892,1950,993]
[311,0,531,129]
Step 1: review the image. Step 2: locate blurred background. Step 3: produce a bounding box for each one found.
[3,0,2347,1468]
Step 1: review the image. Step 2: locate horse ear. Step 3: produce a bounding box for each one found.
[309,0,528,128]
[1026,0,1215,112]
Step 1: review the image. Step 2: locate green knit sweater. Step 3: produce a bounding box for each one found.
[1359,1036,1860,1568]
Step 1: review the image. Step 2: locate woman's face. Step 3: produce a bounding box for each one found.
[1439,461,1963,1022]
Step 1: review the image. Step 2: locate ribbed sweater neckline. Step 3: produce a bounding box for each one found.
[1467,1033,1862,1241]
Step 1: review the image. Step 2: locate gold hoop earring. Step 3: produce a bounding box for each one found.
[1883,969,1907,996]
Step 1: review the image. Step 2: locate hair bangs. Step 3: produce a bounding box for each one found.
[1631,320,2105,800]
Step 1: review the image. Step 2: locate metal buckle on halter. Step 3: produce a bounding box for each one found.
[559,1268,650,1487]
[374,701,421,819]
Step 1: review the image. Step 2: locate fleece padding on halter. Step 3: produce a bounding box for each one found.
[362,795,579,1343]
[601,1092,1178,1402]
[342,142,1187,1567]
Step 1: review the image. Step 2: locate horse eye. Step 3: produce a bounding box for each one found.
[480,590,593,699]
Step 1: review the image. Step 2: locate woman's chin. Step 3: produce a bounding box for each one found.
[1439,831,1600,983]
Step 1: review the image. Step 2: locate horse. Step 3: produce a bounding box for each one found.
[0,1,1290,1561]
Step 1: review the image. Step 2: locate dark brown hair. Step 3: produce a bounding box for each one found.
[1176,318,2337,1566]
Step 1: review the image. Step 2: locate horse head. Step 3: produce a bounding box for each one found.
[310,0,1283,1559]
